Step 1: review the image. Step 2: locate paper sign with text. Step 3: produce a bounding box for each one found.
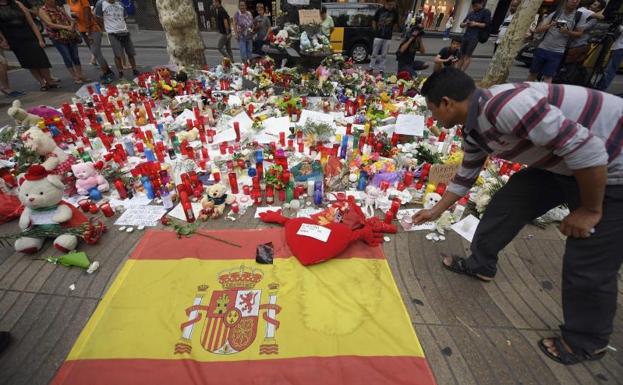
[297,223,331,242]
[428,164,460,185]
[298,9,321,25]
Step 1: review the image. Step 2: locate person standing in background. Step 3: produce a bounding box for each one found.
[596,27,623,92]
[369,0,398,74]
[214,0,233,61]
[0,0,57,91]
[68,0,114,83]
[320,6,334,38]
[233,0,254,64]
[443,15,454,40]
[0,31,25,97]
[253,3,270,54]
[494,0,520,53]
[39,0,87,84]
[95,0,139,78]
[459,0,491,71]
[565,0,605,64]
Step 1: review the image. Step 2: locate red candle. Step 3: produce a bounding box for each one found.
[100,201,114,217]
[298,142,304,153]
[279,132,285,147]
[346,123,352,135]
[438,130,447,142]
[256,162,263,179]
[404,171,414,186]
[89,202,99,214]
[228,172,239,194]
[436,183,446,195]
[233,121,240,142]
[179,189,195,223]
[390,198,401,215]
[78,199,91,212]
[380,180,390,192]
[391,133,399,146]
[213,171,221,183]
[219,142,227,155]
[384,210,394,224]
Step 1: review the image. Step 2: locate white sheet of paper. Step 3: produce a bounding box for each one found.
[109,196,152,208]
[262,117,292,135]
[174,109,196,126]
[212,128,237,144]
[254,206,282,218]
[230,111,253,133]
[397,208,435,231]
[297,223,331,242]
[227,94,243,107]
[451,215,480,242]
[254,133,279,144]
[114,206,167,227]
[376,124,396,135]
[167,202,203,222]
[395,114,425,136]
[298,109,334,126]
[296,207,324,218]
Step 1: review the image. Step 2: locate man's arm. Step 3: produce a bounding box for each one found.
[398,36,415,53]
[535,14,554,33]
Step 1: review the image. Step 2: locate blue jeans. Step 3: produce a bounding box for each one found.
[238,39,253,62]
[530,48,564,78]
[52,40,80,68]
[597,48,623,92]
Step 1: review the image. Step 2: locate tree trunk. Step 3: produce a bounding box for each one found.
[155,0,206,67]
[480,0,543,88]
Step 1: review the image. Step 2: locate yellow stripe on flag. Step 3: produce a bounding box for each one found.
[67,257,425,362]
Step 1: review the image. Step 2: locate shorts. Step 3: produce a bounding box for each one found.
[530,48,564,78]
[461,37,478,57]
[0,49,6,65]
[108,32,135,58]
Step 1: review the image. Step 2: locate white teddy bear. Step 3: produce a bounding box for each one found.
[15,165,81,254]
[20,127,72,172]
[7,100,43,128]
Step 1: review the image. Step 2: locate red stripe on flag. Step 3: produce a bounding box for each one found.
[129,229,385,261]
[51,356,437,385]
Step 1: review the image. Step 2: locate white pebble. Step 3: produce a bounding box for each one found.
[126,227,134,233]
[439,235,446,241]
[69,283,76,291]
[137,225,145,231]
[118,226,126,231]
[384,236,391,242]
[432,235,439,241]
[87,261,100,274]
[425,233,435,240]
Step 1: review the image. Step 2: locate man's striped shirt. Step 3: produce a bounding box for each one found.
[448,82,623,197]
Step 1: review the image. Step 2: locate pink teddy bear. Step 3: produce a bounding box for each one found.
[71,162,110,196]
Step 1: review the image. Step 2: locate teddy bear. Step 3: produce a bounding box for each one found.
[20,127,75,175]
[200,183,235,220]
[423,192,442,210]
[7,100,43,127]
[71,162,110,196]
[15,165,87,254]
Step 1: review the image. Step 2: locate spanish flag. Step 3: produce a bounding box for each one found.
[51,229,437,385]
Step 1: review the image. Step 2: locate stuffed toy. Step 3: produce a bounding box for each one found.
[423,192,442,210]
[200,183,235,219]
[7,100,43,127]
[259,196,396,265]
[26,105,62,121]
[71,162,110,196]
[15,165,87,254]
[20,127,75,174]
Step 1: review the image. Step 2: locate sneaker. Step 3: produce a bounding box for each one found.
[0,331,10,354]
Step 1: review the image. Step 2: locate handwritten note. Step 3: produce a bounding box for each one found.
[114,206,167,227]
[298,9,321,25]
[428,164,460,185]
[297,223,331,242]
[298,109,334,127]
[395,114,425,136]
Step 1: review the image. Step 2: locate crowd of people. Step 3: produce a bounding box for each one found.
[0,0,621,97]
[0,0,136,96]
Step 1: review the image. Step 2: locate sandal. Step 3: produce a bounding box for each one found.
[441,254,494,282]
[538,337,606,365]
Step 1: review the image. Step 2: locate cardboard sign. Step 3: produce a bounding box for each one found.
[298,9,321,25]
[428,164,460,185]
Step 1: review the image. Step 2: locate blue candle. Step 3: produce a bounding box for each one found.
[141,176,155,199]
[313,181,323,205]
[357,170,368,191]
[340,135,348,159]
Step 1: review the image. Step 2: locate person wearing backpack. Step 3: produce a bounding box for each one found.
[459,0,491,71]
[527,0,583,84]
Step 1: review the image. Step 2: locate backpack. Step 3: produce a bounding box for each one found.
[477,9,491,43]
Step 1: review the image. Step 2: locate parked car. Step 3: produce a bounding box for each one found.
[323,2,382,63]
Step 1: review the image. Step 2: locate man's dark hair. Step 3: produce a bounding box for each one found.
[420,68,476,105]
[320,6,327,14]
[471,0,485,5]
[451,36,462,44]
[594,0,606,10]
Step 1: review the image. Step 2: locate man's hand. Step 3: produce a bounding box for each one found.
[559,207,602,238]
[38,39,46,48]
[412,209,440,225]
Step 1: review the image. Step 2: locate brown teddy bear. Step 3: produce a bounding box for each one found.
[199,183,235,220]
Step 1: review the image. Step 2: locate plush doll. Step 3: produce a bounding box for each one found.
[20,127,75,174]
[71,162,110,196]
[423,192,442,210]
[259,196,396,265]
[15,165,87,254]
[200,183,235,219]
[26,105,62,121]
[7,100,43,127]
